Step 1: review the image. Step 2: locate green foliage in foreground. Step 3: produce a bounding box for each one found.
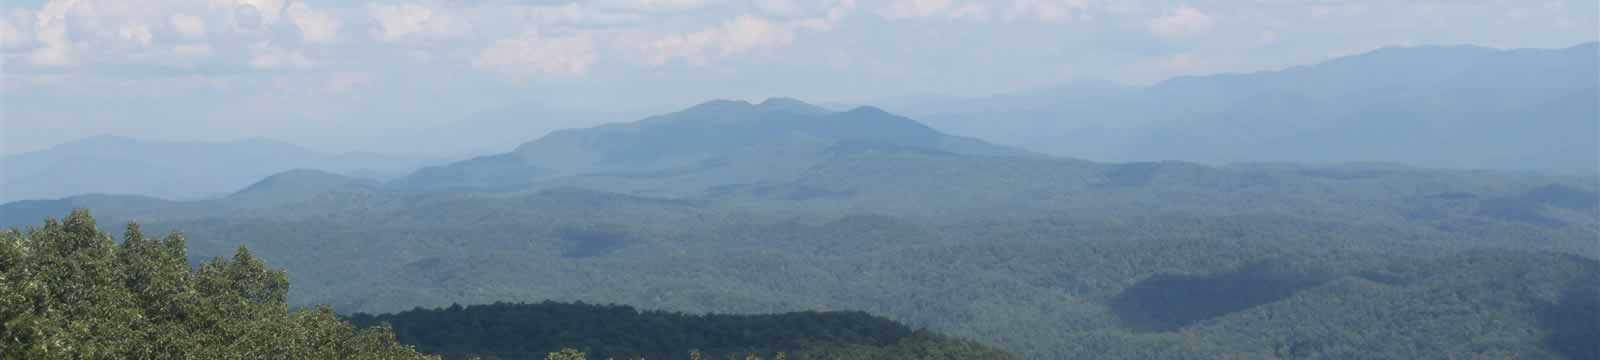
[0,209,434,359]
[349,301,1016,360]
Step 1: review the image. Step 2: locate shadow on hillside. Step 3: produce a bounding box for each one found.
[555,225,633,258]
[1109,259,1333,333]
[1536,281,1600,360]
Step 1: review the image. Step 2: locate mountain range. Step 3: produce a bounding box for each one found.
[3,42,1598,359]
[910,42,1599,175]
[0,135,442,203]
[3,94,1596,359]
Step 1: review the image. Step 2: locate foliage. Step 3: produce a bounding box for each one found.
[346,301,1010,360]
[0,209,434,359]
[2,131,1596,359]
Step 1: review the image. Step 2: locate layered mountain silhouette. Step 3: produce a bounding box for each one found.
[391,98,1032,196]
[223,169,381,208]
[2,89,1596,360]
[919,42,1600,175]
[0,136,438,203]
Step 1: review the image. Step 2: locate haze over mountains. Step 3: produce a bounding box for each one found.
[393,98,1031,197]
[0,135,443,203]
[898,42,1599,175]
[8,43,1592,205]
[4,83,1597,359]
[3,42,1598,359]
[5,0,1596,353]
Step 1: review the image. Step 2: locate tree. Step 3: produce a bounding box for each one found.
[0,209,435,359]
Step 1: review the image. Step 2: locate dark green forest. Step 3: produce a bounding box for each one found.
[7,164,1593,358]
[347,302,1013,360]
[2,211,1008,359]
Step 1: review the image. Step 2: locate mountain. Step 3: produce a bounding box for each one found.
[5,89,1598,358]
[920,42,1600,175]
[223,169,381,208]
[392,98,1032,196]
[0,136,437,202]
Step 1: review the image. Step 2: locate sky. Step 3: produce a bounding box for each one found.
[1,0,1596,156]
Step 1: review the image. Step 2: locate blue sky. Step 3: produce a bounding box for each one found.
[2,0,1596,155]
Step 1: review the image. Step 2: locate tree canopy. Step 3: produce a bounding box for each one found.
[0,209,434,359]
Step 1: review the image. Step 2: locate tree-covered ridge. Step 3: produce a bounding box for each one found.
[1,101,1594,359]
[348,301,1017,360]
[0,209,433,359]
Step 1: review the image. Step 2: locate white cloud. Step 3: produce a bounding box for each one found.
[473,32,596,80]
[522,3,646,27]
[1148,6,1214,40]
[881,0,1116,22]
[169,14,207,39]
[29,19,72,67]
[1007,0,1091,23]
[754,0,855,20]
[593,0,714,13]
[1258,30,1280,44]
[645,28,715,65]
[643,14,804,65]
[36,0,80,27]
[878,0,989,21]
[172,43,214,59]
[286,3,339,44]
[319,71,373,95]
[248,44,312,69]
[117,23,153,47]
[754,0,805,18]
[220,0,285,25]
[0,13,32,50]
[880,0,952,19]
[369,3,435,41]
[718,15,791,55]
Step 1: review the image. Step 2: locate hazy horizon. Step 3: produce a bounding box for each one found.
[4,0,1597,156]
[3,2,1599,358]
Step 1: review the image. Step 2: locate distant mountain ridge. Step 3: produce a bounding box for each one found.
[224,169,381,208]
[2,90,1596,360]
[0,136,439,203]
[919,42,1600,175]
[392,98,1033,196]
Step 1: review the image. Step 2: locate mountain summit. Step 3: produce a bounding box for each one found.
[395,98,1030,196]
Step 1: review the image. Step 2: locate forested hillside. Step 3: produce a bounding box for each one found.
[349,302,1014,360]
[2,211,1010,359]
[2,100,1595,359]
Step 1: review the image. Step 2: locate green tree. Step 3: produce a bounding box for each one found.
[0,209,435,359]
